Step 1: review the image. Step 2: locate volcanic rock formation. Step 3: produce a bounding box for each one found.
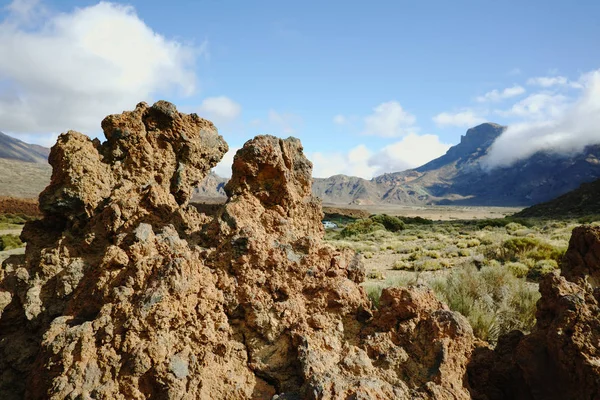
[2,101,600,399]
[0,101,481,399]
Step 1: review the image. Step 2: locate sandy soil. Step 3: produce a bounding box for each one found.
[322,203,523,221]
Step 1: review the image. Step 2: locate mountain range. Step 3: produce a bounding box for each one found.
[312,123,600,206]
[1,124,599,207]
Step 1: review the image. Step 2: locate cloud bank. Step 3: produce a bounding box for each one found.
[484,69,600,168]
[0,1,201,136]
[308,133,450,179]
[362,101,417,137]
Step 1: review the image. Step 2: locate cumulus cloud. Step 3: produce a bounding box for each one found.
[368,133,451,176]
[198,96,241,123]
[495,92,569,120]
[484,69,600,168]
[527,75,582,89]
[0,1,202,137]
[476,85,525,102]
[362,101,417,137]
[309,145,376,179]
[433,110,485,128]
[309,134,451,179]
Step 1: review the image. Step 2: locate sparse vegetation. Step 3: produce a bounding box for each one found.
[325,211,583,343]
[0,234,24,251]
[429,263,540,342]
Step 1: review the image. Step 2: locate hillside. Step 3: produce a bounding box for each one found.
[0,132,52,198]
[314,123,600,206]
[515,178,600,218]
[0,131,50,163]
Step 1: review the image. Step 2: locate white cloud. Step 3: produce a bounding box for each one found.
[198,96,241,123]
[333,114,347,125]
[309,134,451,179]
[433,110,485,128]
[369,133,451,176]
[310,145,376,179]
[495,92,569,120]
[267,109,302,135]
[485,69,600,168]
[0,1,202,137]
[362,101,417,137]
[527,75,582,89]
[213,146,239,178]
[476,85,525,102]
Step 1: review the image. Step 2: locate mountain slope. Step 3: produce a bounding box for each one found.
[514,178,600,218]
[0,131,50,163]
[314,123,600,206]
[0,132,52,198]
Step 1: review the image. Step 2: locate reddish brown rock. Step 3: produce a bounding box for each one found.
[468,225,600,400]
[0,102,478,399]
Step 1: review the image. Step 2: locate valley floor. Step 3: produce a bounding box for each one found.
[322,202,522,221]
[323,206,592,342]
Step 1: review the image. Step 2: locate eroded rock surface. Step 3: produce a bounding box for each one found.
[468,225,600,400]
[1,101,478,399]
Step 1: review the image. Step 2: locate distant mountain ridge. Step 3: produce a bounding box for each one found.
[0,131,50,164]
[313,123,600,206]
[2,126,600,206]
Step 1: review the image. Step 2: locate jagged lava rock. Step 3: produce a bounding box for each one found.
[1,102,478,399]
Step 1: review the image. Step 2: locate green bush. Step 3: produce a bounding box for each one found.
[0,234,24,251]
[430,263,540,343]
[398,216,434,225]
[528,259,558,280]
[339,219,385,238]
[475,217,534,230]
[499,237,565,264]
[391,260,411,270]
[506,262,529,278]
[370,214,405,232]
[577,215,600,224]
[0,213,37,225]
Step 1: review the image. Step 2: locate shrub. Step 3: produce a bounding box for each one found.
[364,283,383,308]
[339,219,385,238]
[392,260,411,270]
[466,239,481,248]
[425,250,441,259]
[398,216,434,225]
[498,237,565,264]
[528,259,558,280]
[578,215,600,224]
[506,262,529,278]
[0,234,23,251]
[414,259,444,271]
[429,263,540,343]
[458,249,470,257]
[367,270,385,280]
[370,214,405,232]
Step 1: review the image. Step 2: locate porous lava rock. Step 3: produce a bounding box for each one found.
[1,101,478,399]
[468,225,600,400]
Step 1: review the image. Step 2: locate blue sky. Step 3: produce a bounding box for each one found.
[1,0,599,178]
